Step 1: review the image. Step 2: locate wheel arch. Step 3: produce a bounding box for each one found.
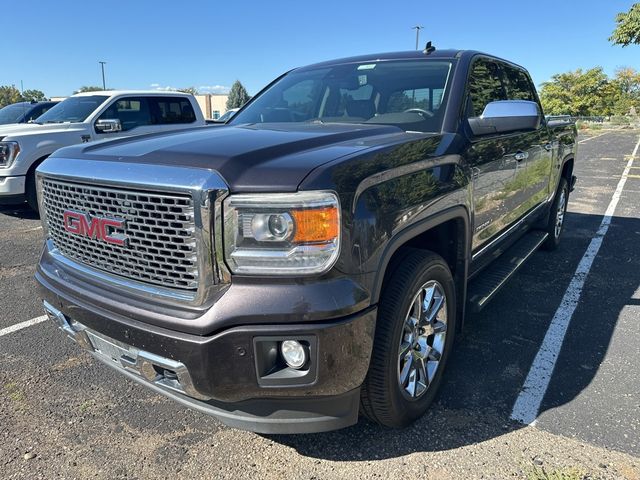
[371,206,471,330]
[561,155,574,184]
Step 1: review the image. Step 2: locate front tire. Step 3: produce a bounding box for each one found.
[360,249,456,428]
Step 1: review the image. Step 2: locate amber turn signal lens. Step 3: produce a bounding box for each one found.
[292,207,339,243]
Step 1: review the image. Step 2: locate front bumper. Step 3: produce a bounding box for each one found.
[0,175,26,203]
[37,276,376,433]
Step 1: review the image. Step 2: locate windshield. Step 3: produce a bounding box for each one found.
[0,104,29,124]
[230,60,453,133]
[35,95,109,124]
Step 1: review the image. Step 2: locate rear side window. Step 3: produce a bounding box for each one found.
[466,59,506,117]
[502,65,537,101]
[98,97,151,131]
[149,97,197,124]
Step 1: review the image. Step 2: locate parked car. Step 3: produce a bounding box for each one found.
[0,91,206,210]
[0,101,59,125]
[36,49,577,434]
[216,108,239,122]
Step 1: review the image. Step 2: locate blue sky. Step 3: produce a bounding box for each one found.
[3,0,638,97]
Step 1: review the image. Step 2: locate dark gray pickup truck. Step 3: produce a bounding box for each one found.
[35,48,577,433]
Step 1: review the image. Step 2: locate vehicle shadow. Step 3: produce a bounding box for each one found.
[267,212,639,460]
[0,203,39,220]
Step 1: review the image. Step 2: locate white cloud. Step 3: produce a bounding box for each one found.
[198,85,230,94]
[148,83,229,94]
[149,84,178,91]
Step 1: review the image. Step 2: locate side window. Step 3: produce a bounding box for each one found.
[466,59,506,118]
[148,97,197,124]
[98,97,151,131]
[29,104,49,121]
[38,104,54,117]
[502,66,536,101]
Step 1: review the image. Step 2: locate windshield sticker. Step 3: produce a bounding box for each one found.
[357,64,377,70]
[358,75,368,86]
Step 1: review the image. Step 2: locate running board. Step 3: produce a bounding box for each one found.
[468,231,548,312]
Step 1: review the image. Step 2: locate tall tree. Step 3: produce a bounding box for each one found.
[610,3,640,47]
[226,81,251,110]
[74,86,106,94]
[611,67,640,115]
[539,68,612,116]
[21,89,47,102]
[0,85,48,108]
[0,85,24,108]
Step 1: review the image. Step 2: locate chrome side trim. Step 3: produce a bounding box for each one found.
[471,201,547,261]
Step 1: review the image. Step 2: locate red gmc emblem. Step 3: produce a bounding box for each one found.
[63,211,127,246]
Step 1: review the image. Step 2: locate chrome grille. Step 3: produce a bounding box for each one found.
[41,178,198,290]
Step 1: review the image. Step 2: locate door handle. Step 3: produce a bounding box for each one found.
[544,143,553,151]
[514,151,529,162]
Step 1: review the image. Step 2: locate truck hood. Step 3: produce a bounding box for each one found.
[52,123,415,192]
[0,122,86,140]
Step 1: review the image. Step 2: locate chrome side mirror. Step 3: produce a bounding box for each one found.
[95,118,122,133]
[468,100,541,136]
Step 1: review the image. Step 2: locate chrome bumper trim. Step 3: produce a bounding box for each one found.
[43,300,210,401]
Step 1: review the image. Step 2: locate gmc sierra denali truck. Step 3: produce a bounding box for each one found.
[35,48,577,434]
[0,91,206,210]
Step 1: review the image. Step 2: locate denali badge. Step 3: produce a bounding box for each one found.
[63,211,127,246]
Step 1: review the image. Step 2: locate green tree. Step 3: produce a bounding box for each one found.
[539,68,612,116]
[610,67,640,115]
[21,89,47,102]
[0,85,24,108]
[0,85,48,108]
[610,3,640,47]
[74,86,106,94]
[226,81,251,110]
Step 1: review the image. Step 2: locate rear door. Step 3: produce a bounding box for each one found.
[467,58,549,255]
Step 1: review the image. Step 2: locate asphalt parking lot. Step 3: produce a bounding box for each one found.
[1,130,639,479]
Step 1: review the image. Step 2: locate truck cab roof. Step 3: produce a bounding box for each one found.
[72,90,196,98]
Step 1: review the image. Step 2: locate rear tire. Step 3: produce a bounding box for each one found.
[360,249,456,428]
[542,177,569,251]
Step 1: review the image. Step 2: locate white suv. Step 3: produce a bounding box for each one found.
[0,91,206,210]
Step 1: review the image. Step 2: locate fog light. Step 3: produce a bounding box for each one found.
[280,340,307,369]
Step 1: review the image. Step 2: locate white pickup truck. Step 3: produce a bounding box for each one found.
[0,91,206,210]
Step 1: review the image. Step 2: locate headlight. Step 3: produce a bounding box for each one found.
[224,191,341,275]
[0,142,20,168]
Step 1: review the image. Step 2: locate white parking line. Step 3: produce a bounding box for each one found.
[0,315,48,337]
[511,133,640,425]
[578,131,610,144]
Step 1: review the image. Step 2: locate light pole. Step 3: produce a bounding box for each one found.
[99,61,107,90]
[412,25,424,50]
